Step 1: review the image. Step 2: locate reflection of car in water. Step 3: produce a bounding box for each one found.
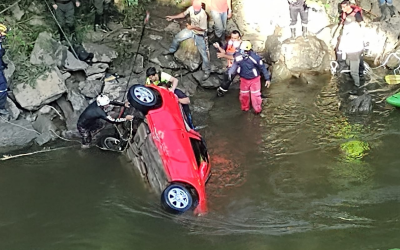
[101,84,211,215]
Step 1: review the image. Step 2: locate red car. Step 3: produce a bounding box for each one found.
[103,84,211,215]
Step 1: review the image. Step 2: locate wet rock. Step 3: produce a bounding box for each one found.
[68,90,88,113]
[32,114,58,146]
[86,63,109,76]
[192,98,214,113]
[56,96,78,131]
[61,72,72,81]
[264,29,283,63]
[192,71,220,88]
[30,32,62,66]
[3,54,15,83]
[174,38,201,71]
[11,4,24,21]
[149,34,163,41]
[82,42,118,63]
[271,62,292,83]
[164,22,181,34]
[347,93,373,114]
[281,37,329,72]
[6,97,20,121]
[0,120,38,153]
[79,80,103,98]
[14,67,67,111]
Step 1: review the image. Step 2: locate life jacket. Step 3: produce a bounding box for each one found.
[226,41,239,67]
[145,72,170,86]
[341,5,362,24]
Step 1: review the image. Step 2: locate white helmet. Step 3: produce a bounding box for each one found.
[96,95,110,106]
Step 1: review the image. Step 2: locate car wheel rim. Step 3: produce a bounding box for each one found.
[104,137,120,149]
[167,187,190,209]
[134,86,154,103]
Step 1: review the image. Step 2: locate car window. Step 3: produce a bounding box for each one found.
[190,138,209,167]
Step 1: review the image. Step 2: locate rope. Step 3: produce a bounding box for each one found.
[369,52,400,72]
[49,129,81,144]
[1,145,77,161]
[0,0,23,15]
[0,116,41,134]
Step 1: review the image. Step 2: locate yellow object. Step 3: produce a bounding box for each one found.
[0,24,8,36]
[385,75,400,85]
[240,41,252,51]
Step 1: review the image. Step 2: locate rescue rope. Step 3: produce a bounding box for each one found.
[49,129,81,144]
[1,145,77,161]
[369,52,400,74]
[0,0,23,15]
[0,116,41,134]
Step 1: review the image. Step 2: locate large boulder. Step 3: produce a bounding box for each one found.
[3,54,15,83]
[14,67,67,111]
[192,71,220,88]
[103,76,140,101]
[271,61,292,82]
[86,63,109,76]
[32,114,59,146]
[281,36,330,73]
[79,80,103,98]
[5,97,20,121]
[60,49,88,72]
[0,120,38,153]
[30,31,63,66]
[82,42,118,63]
[56,96,79,131]
[67,90,88,114]
[174,38,201,71]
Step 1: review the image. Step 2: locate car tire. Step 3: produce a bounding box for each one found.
[161,184,193,214]
[127,84,157,115]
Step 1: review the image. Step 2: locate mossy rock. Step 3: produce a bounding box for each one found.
[340,140,370,160]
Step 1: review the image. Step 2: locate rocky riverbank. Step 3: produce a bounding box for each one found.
[1,0,400,154]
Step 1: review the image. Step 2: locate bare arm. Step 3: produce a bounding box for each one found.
[179,97,190,105]
[227,0,232,18]
[166,12,186,21]
[169,76,179,92]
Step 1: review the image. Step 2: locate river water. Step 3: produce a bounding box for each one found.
[1,75,400,250]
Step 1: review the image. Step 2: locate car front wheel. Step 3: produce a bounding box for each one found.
[161,184,193,214]
[127,84,157,115]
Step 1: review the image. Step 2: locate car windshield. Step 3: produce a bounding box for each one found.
[190,138,208,167]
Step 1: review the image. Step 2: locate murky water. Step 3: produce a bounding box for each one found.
[1,75,400,250]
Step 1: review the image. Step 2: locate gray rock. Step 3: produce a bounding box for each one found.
[32,114,59,146]
[87,73,105,81]
[60,50,88,72]
[28,15,47,26]
[149,53,182,70]
[82,42,118,63]
[347,93,373,114]
[14,67,67,111]
[30,32,63,66]
[11,4,24,21]
[68,90,89,113]
[164,22,181,34]
[281,36,329,72]
[180,75,198,96]
[174,38,201,71]
[264,31,283,63]
[192,71,221,89]
[209,46,226,74]
[61,72,72,81]
[103,76,140,101]
[79,80,103,98]
[0,120,38,153]
[56,96,78,131]
[86,63,109,76]
[192,98,214,113]
[3,54,15,83]
[271,62,292,83]
[28,2,45,14]
[5,97,20,121]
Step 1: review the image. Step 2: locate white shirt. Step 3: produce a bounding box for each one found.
[184,6,208,35]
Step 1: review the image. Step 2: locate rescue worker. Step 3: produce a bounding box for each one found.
[228,41,271,114]
[157,82,195,129]
[210,0,232,44]
[52,0,80,42]
[379,0,398,21]
[145,67,178,92]
[213,30,241,97]
[288,0,309,42]
[335,0,365,76]
[0,24,9,117]
[163,0,211,81]
[337,15,364,95]
[77,95,133,148]
[93,0,112,32]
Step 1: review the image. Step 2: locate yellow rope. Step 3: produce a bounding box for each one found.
[1,145,77,161]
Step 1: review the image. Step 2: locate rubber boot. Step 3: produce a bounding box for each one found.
[290,28,296,42]
[302,26,308,41]
[58,27,65,42]
[388,4,397,17]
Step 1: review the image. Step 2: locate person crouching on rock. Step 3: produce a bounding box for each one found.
[337,15,364,96]
[163,0,211,81]
[228,41,271,114]
[77,95,133,148]
[0,24,9,118]
[145,67,179,92]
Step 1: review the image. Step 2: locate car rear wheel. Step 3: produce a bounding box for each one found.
[161,184,193,214]
[127,84,157,114]
[99,135,123,151]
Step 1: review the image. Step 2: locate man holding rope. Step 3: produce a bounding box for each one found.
[52,0,80,42]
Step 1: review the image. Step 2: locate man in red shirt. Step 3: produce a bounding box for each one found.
[210,0,232,44]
